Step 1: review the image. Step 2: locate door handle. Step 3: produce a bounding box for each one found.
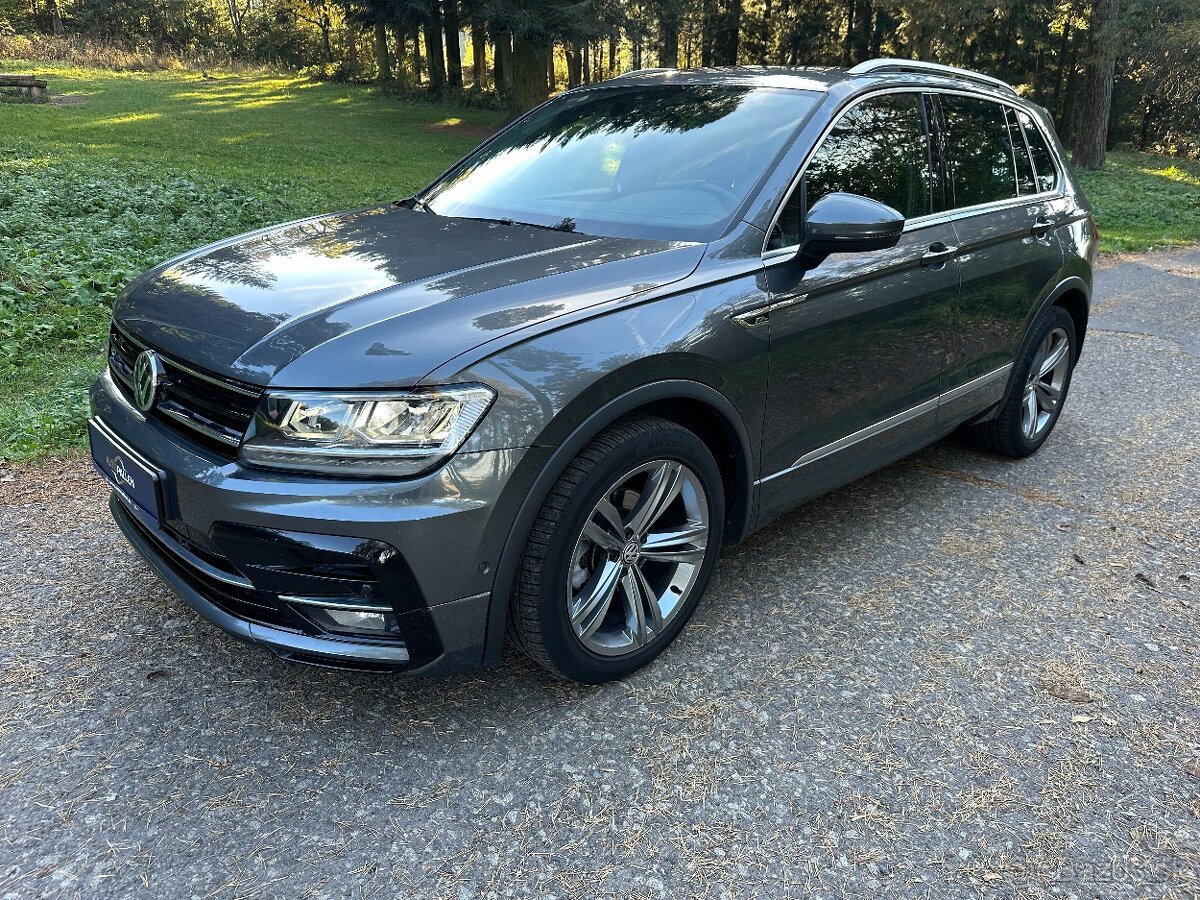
[1031,217,1056,238]
[920,242,958,266]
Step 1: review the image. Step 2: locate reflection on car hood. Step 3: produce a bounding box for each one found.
[114,205,705,387]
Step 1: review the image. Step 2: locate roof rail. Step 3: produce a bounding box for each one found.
[847,58,1016,95]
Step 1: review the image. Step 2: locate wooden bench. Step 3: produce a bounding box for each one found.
[0,74,48,100]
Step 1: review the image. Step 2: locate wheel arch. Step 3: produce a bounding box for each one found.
[481,378,757,667]
[1036,275,1090,363]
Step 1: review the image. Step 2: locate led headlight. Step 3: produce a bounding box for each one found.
[239,385,495,477]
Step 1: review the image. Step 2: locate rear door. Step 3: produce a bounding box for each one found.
[932,92,1067,424]
[757,91,962,518]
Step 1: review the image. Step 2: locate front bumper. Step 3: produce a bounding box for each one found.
[91,368,535,675]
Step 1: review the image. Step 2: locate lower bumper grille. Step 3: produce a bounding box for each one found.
[122,507,297,631]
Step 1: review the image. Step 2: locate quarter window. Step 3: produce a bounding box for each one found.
[939,94,1021,208]
[770,93,932,249]
[1017,109,1059,193]
[1005,108,1037,195]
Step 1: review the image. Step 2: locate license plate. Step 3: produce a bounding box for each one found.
[88,418,163,525]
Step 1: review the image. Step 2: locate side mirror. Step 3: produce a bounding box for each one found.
[800,192,905,260]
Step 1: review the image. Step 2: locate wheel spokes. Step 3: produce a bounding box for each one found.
[1039,338,1069,378]
[571,559,622,639]
[1035,380,1061,410]
[1023,389,1039,438]
[620,567,651,646]
[625,461,683,537]
[641,523,708,564]
[566,458,710,657]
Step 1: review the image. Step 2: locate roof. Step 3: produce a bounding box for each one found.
[611,59,1017,98]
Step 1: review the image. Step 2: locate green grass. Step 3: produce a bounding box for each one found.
[0,61,503,461]
[1075,152,1200,253]
[1,63,1198,462]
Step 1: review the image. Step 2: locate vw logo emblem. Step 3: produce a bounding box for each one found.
[133,350,165,412]
[620,539,641,566]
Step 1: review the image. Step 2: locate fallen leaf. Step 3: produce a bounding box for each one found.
[983,872,1001,882]
[145,669,172,682]
[1134,572,1158,590]
[1071,714,1093,724]
[1072,553,1086,565]
[1184,759,1200,779]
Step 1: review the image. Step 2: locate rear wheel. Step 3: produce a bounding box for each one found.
[509,416,724,683]
[964,304,1077,457]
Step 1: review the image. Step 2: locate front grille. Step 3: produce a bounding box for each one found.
[108,324,262,452]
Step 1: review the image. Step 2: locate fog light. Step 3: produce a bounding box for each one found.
[291,601,401,638]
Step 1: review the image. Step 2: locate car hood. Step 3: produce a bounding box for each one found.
[114,205,704,388]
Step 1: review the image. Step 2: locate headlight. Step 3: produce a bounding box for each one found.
[239,385,495,477]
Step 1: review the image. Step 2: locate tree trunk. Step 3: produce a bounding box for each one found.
[374,22,392,86]
[759,0,773,64]
[472,22,488,88]
[659,8,680,67]
[510,34,549,115]
[443,0,463,88]
[322,21,333,64]
[701,0,716,67]
[411,29,424,82]
[1072,0,1121,169]
[566,44,579,87]
[494,29,513,100]
[608,36,616,75]
[582,40,590,84]
[346,22,359,77]
[842,0,855,65]
[547,49,556,91]
[390,24,413,90]
[423,8,447,95]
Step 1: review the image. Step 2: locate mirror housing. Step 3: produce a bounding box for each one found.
[800,192,905,261]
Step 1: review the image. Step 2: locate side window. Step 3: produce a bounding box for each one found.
[939,94,1020,208]
[1017,109,1060,193]
[769,93,931,250]
[1005,107,1037,195]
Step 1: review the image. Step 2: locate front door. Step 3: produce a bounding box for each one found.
[757,91,962,520]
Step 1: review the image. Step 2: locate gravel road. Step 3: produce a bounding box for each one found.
[1,248,1198,900]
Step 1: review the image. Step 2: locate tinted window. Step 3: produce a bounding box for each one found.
[1017,109,1059,193]
[424,85,819,242]
[771,93,931,248]
[1005,107,1037,195]
[940,95,1020,208]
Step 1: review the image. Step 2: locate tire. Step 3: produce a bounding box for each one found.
[963,304,1077,458]
[508,415,725,683]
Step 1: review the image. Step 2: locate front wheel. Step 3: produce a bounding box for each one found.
[964,304,1077,457]
[508,416,725,683]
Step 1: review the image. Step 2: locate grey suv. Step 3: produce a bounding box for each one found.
[90,59,1096,683]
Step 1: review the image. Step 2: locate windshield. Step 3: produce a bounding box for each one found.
[422,84,819,242]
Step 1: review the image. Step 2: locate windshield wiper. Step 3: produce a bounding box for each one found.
[459,215,579,233]
[393,196,433,213]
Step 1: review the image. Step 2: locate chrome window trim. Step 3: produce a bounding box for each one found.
[755,363,1013,485]
[761,86,1067,261]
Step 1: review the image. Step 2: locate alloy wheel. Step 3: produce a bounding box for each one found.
[1021,326,1071,440]
[566,459,710,657]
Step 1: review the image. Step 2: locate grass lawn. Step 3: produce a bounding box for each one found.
[1,62,1198,461]
[1075,152,1200,252]
[0,62,504,461]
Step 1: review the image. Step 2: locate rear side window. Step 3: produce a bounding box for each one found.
[770,92,931,249]
[1017,109,1060,193]
[939,94,1020,208]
